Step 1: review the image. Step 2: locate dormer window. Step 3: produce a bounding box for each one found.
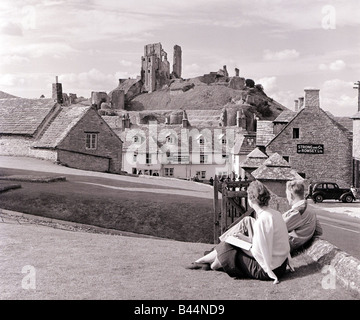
[133,135,144,144]
[166,135,176,144]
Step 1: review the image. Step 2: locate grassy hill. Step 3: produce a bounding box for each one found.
[128,78,287,120]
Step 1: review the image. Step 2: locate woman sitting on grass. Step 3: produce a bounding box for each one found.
[186,180,290,284]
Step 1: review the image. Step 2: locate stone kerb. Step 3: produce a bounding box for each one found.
[303,238,360,296]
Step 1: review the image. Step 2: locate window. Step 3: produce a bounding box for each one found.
[222,138,226,145]
[201,171,206,179]
[200,154,208,164]
[86,133,97,150]
[146,153,151,164]
[199,137,205,145]
[133,153,138,163]
[166,135,176,144]
[293,128,300,139]
[133,135,139,143]
[165,168,174,176]
[247,138,254,146]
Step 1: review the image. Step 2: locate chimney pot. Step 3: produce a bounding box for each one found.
[304,89,320,109]
[294,99,299,112]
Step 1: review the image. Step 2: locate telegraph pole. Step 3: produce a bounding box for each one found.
[354,81,360,112]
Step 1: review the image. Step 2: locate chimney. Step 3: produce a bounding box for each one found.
[237,109,247,130]
[294,100,299,112]
[182,110,188,128]
[298,96,304,109]
[304,89,320,109]
[52,76,63,104]
[121,113,131,130]
[235,68,240,77]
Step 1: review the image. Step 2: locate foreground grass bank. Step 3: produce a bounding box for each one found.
[0,168,214,243]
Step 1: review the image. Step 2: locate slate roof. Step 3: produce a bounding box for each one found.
[33,105,91,148]
[251,152,303,181]
[256,120,275,146]
[273,110,296,123]
[240,147,268,169]
[251,165,303,181]
[0,98,57,135]
[262,152,290,167]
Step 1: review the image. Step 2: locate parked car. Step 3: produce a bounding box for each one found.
[306,182,355,203]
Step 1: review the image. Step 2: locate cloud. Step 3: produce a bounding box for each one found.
[57,68,138,95]
[321,79,357,116]
[0,21,23,36]
[263,49,300,61]
[256,76,278,92]
[1,54,30,65]
[119,60,134,67]
[0,73,26,87]
[1,42,78,59]
[318,60,346,71]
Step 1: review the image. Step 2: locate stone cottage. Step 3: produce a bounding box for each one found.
[0,98,122,173]
[265,88,353,187]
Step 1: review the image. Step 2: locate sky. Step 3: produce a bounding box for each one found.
[0,0,359,116]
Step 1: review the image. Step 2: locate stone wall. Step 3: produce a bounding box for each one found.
[0,136,57,161]
[57,149,110,172]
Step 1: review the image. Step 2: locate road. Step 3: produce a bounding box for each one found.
[307,201,360,259]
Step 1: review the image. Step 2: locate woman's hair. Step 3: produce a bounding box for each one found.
[247,180,271,207]
[286,180,305,198]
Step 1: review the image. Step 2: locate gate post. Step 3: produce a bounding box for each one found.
[213,176,220,244]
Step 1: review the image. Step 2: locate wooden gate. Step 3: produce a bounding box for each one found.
[212,176,254,244]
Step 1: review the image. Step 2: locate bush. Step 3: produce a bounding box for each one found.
[245,79,255,88]
[256,100,273,117]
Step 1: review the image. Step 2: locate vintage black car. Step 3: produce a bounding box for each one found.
[307,182,355,203]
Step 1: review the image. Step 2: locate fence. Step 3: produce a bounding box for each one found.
[212,176,254,244]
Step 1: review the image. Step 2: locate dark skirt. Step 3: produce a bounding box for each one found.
[216,242,287,281]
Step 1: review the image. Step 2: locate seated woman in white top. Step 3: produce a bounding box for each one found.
[187,180,290,284]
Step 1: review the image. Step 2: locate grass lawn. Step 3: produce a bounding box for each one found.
[0,168,214,243]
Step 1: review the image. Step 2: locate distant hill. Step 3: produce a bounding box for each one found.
[0,91,19,99]
[127,78,287,121]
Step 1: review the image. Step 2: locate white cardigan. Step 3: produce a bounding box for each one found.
[250,207,290,284]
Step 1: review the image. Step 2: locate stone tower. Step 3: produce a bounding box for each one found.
[52,76,63,104]
[172,45,182,79]
[141,43,170,93]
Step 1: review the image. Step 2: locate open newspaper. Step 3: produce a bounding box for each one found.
[225,235,252,250]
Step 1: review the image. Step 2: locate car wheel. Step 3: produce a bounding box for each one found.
[344,195,353,203]
[315,194,323,203]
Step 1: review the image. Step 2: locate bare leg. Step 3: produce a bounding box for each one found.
[211,256,222,270]
[195,249,217,264]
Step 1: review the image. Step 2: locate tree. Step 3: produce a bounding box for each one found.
[245,79,255,88]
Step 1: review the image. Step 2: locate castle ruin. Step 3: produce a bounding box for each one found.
[140,43,182,93]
